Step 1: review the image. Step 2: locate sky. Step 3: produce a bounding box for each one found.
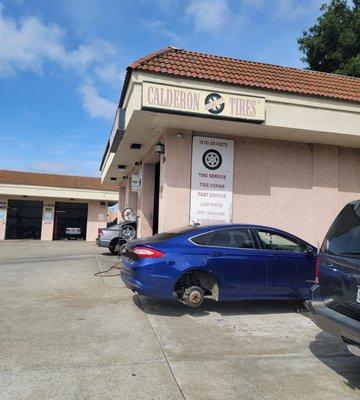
[0,0,330,177]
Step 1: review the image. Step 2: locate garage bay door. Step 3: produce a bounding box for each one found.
[5,199,43,239]
[53,202,88,240]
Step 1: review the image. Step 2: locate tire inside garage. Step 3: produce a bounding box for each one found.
[5,199,43,239]
[53,202,88,240]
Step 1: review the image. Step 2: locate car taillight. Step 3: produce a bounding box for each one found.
[131,246,165,258]
[315,256,321,283]
[98,228,103,236]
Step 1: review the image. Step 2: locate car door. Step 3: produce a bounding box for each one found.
[254,229,305,297]
[201,227,267,300]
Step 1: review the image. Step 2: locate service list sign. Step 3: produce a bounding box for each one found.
[190,136,234,225]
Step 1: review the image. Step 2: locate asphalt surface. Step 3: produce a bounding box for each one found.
[0,240,359,399]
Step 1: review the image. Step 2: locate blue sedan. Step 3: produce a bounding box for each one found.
[120,224,316,307]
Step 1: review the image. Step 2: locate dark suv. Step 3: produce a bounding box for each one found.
[307,200,360,356]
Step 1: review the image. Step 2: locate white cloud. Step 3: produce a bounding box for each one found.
[27,161,71,174]
[274,0,324,19]
[95,63,124,87]
[142,19,183,45]
[0,2,119,121]
[78,80,116,121]
[186,0,231,33]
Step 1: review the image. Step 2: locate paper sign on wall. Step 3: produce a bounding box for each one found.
[131,174,140,192]
[190,136,234,225]
[43,211,53,224]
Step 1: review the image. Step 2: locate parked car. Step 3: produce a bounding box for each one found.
[120,224,316,307]
[306,200,360,356]
[65,227,82,240]
[96,221,137,254]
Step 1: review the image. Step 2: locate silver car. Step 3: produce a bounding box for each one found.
[96,222,137,254]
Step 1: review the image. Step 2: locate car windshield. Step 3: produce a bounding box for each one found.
[322,202,360,257]
[143,226,198,242]
[108,224,120,230]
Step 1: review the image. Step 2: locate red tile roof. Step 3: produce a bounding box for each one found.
[128,47,360,104]
[0,170,118,191]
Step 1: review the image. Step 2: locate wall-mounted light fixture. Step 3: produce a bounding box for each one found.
[117,164,126,170]
[110,177,117,181]
[155,142,165,155]
[122,176,128,179]
[130,143,142,150]
[135,161,142,167]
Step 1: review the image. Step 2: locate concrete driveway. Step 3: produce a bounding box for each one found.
[0,241,359,399]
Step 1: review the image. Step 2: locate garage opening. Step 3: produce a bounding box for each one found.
[53,202,88,240]
[5,199,43,239]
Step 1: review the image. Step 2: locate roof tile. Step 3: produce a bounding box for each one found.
[129,47,360,103]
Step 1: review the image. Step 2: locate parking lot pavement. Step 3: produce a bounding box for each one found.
[1,241,359,399]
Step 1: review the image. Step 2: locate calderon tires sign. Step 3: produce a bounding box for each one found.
[142,82,265,122]
[190,136,234,225]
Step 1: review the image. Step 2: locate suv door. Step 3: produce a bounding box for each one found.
[320,201,360,319]
[194,228,267,300]
[254,229,312,298]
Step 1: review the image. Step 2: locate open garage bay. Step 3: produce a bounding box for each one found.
[0,241,359,399]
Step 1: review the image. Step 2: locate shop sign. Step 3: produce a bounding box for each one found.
[142,82,265,122]
[190,136,234,224]
[0,201,7,210]
[131,174,140,192]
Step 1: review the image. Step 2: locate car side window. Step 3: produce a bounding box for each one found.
[191,232,212,245]
[206,228,254,249]
[257,230,302,252]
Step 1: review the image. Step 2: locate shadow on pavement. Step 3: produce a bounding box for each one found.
[100,252,120,257]
[133,295,306,318]
[309,332,360,390]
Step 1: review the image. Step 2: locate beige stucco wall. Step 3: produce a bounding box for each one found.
[137,164,155,238]
[86,200,107,241]
[158,130,193,233]
[0,197,7,240]
[155,131,360,246]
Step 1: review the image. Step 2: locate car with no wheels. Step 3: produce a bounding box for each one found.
[96,222,137,254]
[306,200,360,356]
[120,224,316,307]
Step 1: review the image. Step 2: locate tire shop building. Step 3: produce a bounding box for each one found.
[100,47,360,246]
[0,170,118,241]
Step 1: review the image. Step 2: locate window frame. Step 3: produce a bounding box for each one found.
[189,227,255,250]
[252,228,305,253]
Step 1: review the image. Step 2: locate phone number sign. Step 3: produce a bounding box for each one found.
[190,136,234,225]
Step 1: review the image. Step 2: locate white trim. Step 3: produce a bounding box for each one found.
[0,183,118,201]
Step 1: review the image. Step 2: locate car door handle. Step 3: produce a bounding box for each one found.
[210,251,224,257]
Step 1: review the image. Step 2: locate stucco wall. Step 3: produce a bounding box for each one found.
[0,197,7,240]
[86,201,107,241]
[137,164,155,238]
[158,130,192,233]
[156,132,360,246]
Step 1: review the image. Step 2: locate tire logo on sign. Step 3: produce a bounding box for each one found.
[204,93,225,114]
[202,149,222,170]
